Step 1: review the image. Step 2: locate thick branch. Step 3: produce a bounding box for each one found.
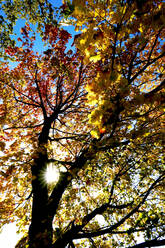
[76,227,150,239]
[48,148,90,218]
[48,172,71,220]
[144,79,165,99]
[128,239,165,248]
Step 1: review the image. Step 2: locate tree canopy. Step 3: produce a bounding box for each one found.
[0,0,58,58]
[0,0,165,248]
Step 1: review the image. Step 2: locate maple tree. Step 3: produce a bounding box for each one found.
[0,0,165,248]
[0,0,58,58]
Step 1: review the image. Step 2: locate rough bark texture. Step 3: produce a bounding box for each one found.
[29,121,53,248]
[29,151,52,248]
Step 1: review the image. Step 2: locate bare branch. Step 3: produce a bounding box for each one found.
[4,123,43,130]
[60,62,83,112]
[34,66,47,119]
[130,52,165,83]
[14,96,41,108]
[49,134,88,142]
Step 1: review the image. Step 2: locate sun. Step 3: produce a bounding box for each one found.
[44,164,59,184]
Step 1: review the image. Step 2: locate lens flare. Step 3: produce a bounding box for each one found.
[44,164,59,184]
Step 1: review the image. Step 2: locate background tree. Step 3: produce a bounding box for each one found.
[0,0,165,248]
[0,0,58,58]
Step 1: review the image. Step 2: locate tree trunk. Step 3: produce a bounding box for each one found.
[29,121,53,248]
[29,146,53,248]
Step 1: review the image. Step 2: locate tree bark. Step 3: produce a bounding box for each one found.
[29,121,53,248]
[29,147,53,248]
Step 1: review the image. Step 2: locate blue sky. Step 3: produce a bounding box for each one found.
[2,0,77,69]
[11,20,77,55]
[1,0,77,60]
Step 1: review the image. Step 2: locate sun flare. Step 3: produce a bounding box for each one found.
[44,164,59,184]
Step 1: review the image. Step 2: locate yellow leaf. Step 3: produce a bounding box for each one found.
[80,38,87,45]
[89,54,101,62]
[144,132,150,137]
[128,125,132,129]
[91,130,100,139]
[85,48,91,58]
[139,24,143,33]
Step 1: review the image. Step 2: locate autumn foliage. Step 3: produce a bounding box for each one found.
[0,0,165,248]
